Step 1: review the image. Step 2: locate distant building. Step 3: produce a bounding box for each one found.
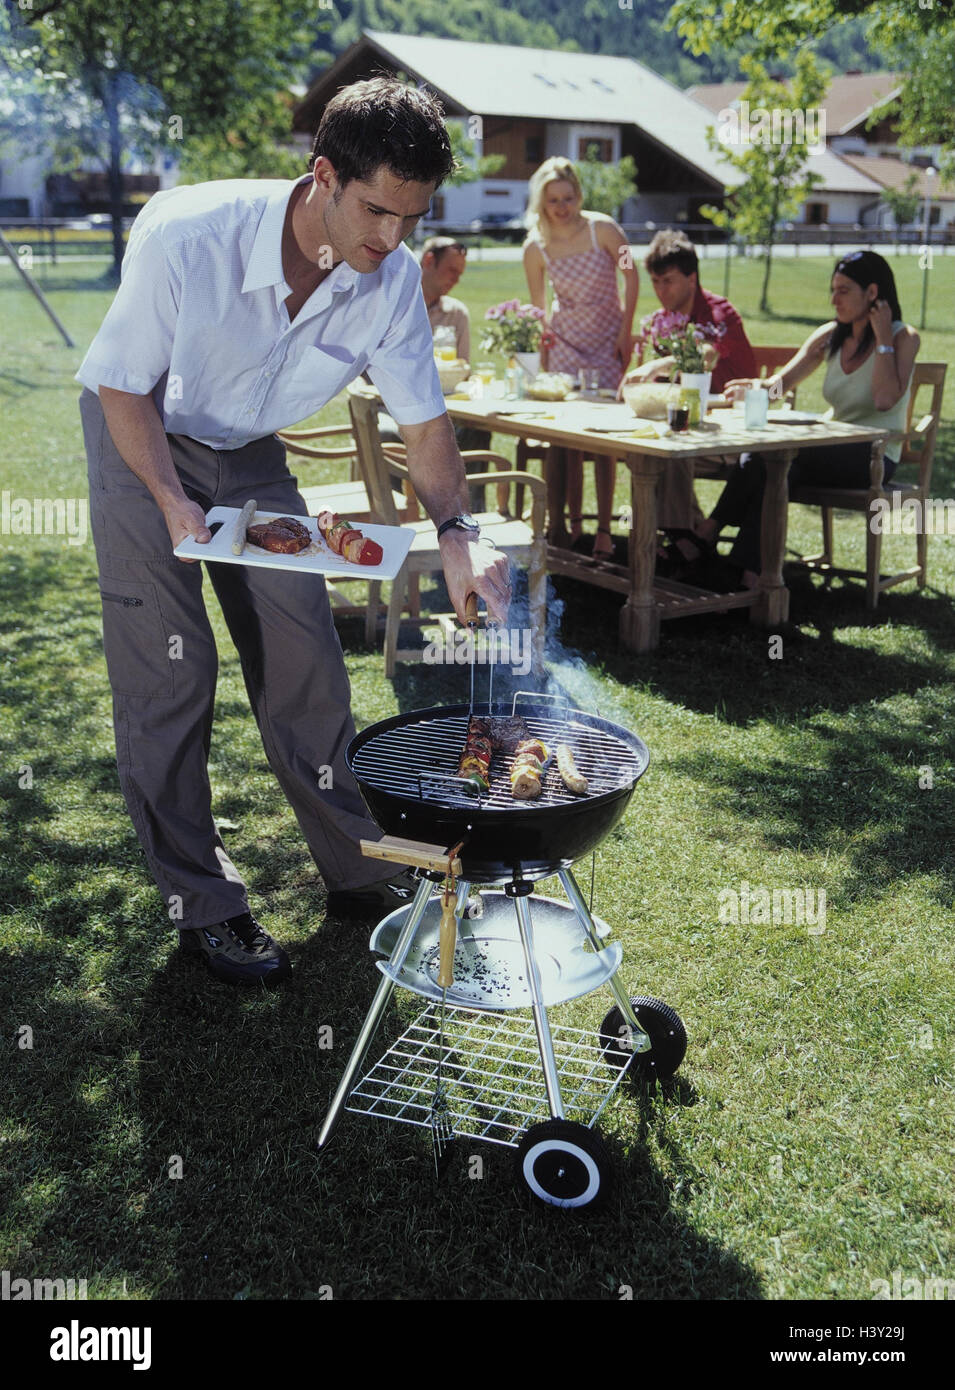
[689,71,953,230]
[293,31,940,231]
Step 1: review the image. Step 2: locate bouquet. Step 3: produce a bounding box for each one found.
[637,310,724,377]
[481,300,546,354]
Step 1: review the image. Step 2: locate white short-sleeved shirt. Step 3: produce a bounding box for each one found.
[76,175,447,449]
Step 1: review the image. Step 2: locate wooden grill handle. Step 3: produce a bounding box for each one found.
[437,897,457,989]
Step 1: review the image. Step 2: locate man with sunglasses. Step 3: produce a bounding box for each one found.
[420,237,471,358]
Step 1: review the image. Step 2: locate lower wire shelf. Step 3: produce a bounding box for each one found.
[345,1002,631,1149]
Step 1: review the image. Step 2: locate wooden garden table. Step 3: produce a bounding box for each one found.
[445,395,888,653]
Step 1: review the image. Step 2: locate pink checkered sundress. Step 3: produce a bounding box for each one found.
[535,216,624,390]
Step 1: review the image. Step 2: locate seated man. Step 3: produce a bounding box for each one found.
[622,230,757,557]
[379,236,491,508]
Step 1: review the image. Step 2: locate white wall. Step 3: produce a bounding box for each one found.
[0,153,47,216]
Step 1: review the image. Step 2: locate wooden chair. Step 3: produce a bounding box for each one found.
[752,345,797,406]
[276,421,409,639]
[788,361,947,609]
[347,381,548,678]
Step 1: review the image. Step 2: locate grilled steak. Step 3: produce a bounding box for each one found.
[246,516,311,554]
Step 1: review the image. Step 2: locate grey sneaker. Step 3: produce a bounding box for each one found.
[179,912,292,987]
[326,868,421,922]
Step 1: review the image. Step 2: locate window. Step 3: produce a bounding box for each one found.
[429,194,445,220]
[525,136,543,164]
[804,202,829,225]
[578,138,613,163]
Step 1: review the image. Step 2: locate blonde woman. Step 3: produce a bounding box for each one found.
[523,157,638,557]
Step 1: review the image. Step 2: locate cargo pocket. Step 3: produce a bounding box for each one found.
[101,487,176,562]
[99,579,175,697]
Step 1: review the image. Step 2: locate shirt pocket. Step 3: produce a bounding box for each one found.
[286,344,366,417]
[98,579,176,698]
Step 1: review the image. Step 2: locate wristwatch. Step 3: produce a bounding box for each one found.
[876,344,895,354]
[436,513,481,540]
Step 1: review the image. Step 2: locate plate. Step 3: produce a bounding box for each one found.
[173,506,414,579]
[765,410,821,424]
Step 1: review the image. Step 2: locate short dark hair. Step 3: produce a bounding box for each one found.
[308,76,456,190]
[645,230,699,279]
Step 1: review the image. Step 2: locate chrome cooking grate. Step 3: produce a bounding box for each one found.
[345,1004,630,1148]
[351,713,643,811]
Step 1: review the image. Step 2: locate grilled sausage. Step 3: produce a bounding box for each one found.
[232,499,258,554]
[556,743,588,795]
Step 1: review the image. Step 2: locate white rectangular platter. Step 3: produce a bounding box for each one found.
[173,506,414,580]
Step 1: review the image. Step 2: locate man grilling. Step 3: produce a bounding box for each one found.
[76,78,511,988]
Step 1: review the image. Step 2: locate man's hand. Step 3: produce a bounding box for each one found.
[439,531,512,626]
[162,497,212,562]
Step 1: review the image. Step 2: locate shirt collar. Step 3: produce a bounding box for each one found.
[241,175,360,299]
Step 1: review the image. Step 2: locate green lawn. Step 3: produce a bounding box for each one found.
[1,254,953,1301]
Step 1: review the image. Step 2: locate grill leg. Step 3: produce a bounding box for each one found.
[317,875,435,1151]
[512,893,565,1120]
[559,867,651,1054]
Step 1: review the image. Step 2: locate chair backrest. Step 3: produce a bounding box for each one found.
[752,345,795,377]
[899,361,947,492]
[346,382,409,526]
[752,345,797,405]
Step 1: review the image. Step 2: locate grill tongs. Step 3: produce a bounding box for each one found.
[464,591,498,714]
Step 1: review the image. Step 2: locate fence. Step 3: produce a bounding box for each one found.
[3,216,953,265]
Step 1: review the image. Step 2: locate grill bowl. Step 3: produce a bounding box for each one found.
[347,702,649,883]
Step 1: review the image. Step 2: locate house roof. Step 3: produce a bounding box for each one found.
[838,153,955,199]
[687,72,903,136]
[295,32,886,197]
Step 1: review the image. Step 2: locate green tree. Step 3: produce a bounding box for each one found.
[2,0,323,276]
[880,171,922,230]
[575,146,638,219]
[667,0,955,179]
[444,122,506,187]
[699,52,827,312]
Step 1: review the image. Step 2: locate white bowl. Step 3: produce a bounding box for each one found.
[621,381,679,420]
[437,359,472,394]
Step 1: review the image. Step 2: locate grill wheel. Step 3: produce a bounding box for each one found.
[515,1120,613,1211]
[599,995,688,1085]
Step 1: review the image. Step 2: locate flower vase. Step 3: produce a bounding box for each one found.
[679,371,712,425]
[512,352,541,382]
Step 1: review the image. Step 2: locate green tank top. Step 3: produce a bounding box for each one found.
[822,321,910,464]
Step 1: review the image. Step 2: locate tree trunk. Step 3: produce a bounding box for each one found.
[106,74,125,280]
[759,176,784,313]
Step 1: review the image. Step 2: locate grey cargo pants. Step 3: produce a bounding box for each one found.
[80,388,387,931]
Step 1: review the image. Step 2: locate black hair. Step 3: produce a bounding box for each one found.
[308,76,456,190]
[828,250,903,361]
[645,229,699,279]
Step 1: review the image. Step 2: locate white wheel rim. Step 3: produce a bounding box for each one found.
[522,1137,601,1208]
